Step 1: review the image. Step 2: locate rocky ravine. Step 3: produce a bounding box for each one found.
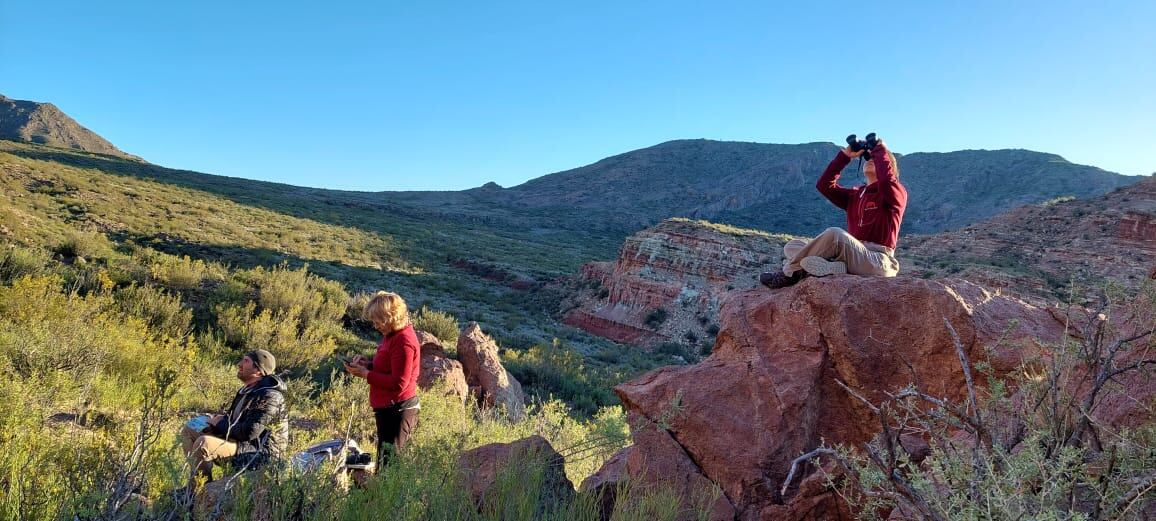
[585,276,1155,520]
[564,178,1156,351]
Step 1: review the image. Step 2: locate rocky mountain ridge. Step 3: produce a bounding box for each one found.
[389,139,1142,236]
[0,95,138,160]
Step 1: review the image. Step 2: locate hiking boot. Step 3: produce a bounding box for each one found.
[800,256,847,277]
[759,270,804,289]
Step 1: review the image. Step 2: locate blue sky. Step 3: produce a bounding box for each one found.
[2,1,1153,190]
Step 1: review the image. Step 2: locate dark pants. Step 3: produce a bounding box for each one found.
[373,405,419,470]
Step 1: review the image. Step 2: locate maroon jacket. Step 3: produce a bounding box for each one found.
[366,324,420,408]
[815,143,907,250]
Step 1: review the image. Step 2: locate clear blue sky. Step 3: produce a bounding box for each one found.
[2,1,1153,190]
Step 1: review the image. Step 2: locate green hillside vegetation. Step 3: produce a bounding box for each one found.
[0,241,708,519]
[0,141,669,386]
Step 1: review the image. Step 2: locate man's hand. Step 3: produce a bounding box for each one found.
[344,361,369,379]
[842,146,864,158]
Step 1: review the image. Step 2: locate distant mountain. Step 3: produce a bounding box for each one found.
[0,93,1142,242]
[0,94,138,160]
[390,139,1142,236]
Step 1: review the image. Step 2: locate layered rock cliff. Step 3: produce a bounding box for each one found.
[561,218,791,349]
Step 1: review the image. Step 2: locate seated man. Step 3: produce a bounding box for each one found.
[761,137,907,288]
[180,349,289,490]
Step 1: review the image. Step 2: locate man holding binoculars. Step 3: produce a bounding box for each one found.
[760,133,907,289]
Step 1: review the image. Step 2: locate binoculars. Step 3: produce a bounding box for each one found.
[846,133,879,160]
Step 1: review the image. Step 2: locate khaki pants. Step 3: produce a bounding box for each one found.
[783,227,899,277]
[181,425,238,485]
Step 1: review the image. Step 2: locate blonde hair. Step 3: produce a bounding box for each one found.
[888,150,901,179]
[363,291,409,332]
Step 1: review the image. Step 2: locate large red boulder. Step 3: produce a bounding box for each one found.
[609,276,1074,519]
[456,322,526,420]
[415,330,468,403]
[581,412,736,521]
[458,435,574,514]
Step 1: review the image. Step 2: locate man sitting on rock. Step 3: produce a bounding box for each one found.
[760,136,907,289]
[180,349,289,492]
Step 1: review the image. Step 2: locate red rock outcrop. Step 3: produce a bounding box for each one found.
[456,322,526,420]
[563,218,790,348]
[603,276,1080,519]
[415,330,468,403]
[580,412,737,521]
[458,435,574,514]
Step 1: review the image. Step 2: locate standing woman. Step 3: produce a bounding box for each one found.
[344,291,421,470]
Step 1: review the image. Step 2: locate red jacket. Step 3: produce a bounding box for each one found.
[815,143,907,250]
[367,324,420,408]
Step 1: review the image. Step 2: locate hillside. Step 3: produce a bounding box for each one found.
[0,140,641,376]
[901,175,1156,296]
[389,139,1141,235]
[0,95,138,160]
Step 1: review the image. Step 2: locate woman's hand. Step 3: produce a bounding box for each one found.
[842,146,864,158]
[344,361,369,379]
[351,354,370,367]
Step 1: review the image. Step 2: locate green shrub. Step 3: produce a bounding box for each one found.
[113,284,193,340]
[148,254,218,290]
[54,230,112,259]
[504,340,618,416]
[249,264,347,328]
[216,302,338,372]
[0,246,50,283]
[644,308,668,329]
[412,305,461,346]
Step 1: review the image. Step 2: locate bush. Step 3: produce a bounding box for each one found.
[113,284,193,340]
[216,302,338,372]
[412,305,461,346]
[644,308,668,330]
[504,340,618,416]
[0,246,49,283]
[148,254,219,290]
[248,264,347,329]
[54,230,112,260]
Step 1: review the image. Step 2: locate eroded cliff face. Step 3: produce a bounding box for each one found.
[561,218,791,349]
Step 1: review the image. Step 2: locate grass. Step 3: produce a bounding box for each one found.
[0,241,692,520]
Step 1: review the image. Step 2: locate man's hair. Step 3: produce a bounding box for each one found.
[363,291,410,332]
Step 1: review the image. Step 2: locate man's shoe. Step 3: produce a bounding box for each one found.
[759,270,804,289]
[800,256,847,277]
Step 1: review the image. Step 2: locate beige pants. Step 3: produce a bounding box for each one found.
[783,227,899,277]
[181,425,238,485]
